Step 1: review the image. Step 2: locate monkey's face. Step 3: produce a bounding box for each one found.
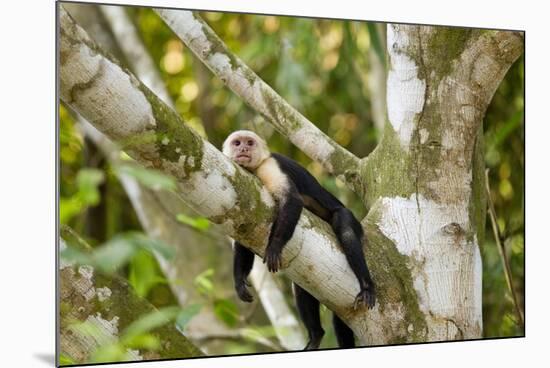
[222,130,270,170]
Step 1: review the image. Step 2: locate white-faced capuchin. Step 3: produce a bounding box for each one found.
[222,130,376,350]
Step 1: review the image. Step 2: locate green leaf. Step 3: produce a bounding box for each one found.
[176,213,211,231]
[124,333,161,350]
[197,268,214,278]
[77,168,105,205]
[58,353,75,365]
[195,277,213,296]
[60,246,93,266]
[121,306,181,341]
[176,304,202,331]
[126,232,175,260]
[92,237,137,274]
[240,327,270,342]
[60,168,105,224]
[194,268,215,296]
[60,225,93,251]
[61,231,173,274]
[129,250,164,298]
[213,298,239,327]
[59,197,83,225]
[116,164,177,191]
[69,320,113,347]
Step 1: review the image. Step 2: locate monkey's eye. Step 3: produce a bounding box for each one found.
[233,140,241,147]
[247,140,254,146]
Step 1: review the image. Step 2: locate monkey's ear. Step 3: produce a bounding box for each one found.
[222,134,234,157]
[260,140,271,160]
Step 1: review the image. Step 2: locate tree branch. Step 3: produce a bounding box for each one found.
[249,262,306,350]
[59,5,370,336]
[99,5,174,108]
[153,9,363,191]
[485,169,524,327]
[188,328,283,351]
[457,30,524,111]
[59,237,203,363]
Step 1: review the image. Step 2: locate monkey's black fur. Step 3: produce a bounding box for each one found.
[233,153,375,350]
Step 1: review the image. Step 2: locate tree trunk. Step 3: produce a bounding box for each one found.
[354,25,523,343]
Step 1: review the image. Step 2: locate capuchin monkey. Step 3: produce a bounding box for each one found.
[222,130,375,350]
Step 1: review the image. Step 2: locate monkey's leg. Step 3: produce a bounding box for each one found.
[264,188,303,273]
[233,241,255,302]
[332,314,355,348]
[331,207,376,309]
[294,283,324,350]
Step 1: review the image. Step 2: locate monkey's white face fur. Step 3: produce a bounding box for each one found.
[222,130,271,170]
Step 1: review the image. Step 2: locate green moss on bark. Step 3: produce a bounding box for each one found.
[470,126,487,244]
[260,86,302,132]
[362,123,416,207]
[94,273,204,359]
[135,85,204,174]
[425,28,473,82]
[361,206,428,343]
[226,167,274,234]
[409,97,445,203]
[60,244,204,363]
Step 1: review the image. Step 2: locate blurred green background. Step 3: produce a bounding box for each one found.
[59,5,524,360]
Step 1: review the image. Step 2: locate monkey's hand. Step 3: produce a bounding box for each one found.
[264,244,283,273]
[235,278,253,303]
[353,282,376,310]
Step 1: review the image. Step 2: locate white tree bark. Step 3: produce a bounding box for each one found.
[249,262,306,350]
[99,5,173,108]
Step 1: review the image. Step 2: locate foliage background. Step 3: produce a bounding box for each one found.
[59,4,524,362]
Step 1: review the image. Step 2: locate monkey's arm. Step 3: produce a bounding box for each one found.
[264,181,303,273]
[233,241,255,302]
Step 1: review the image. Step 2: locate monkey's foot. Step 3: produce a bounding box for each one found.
[303,333,324,350]
[263,247,282,273]
[235,280,254,303]
[353,286,376,310]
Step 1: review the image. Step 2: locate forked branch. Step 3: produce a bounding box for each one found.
[154,9,363,192]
